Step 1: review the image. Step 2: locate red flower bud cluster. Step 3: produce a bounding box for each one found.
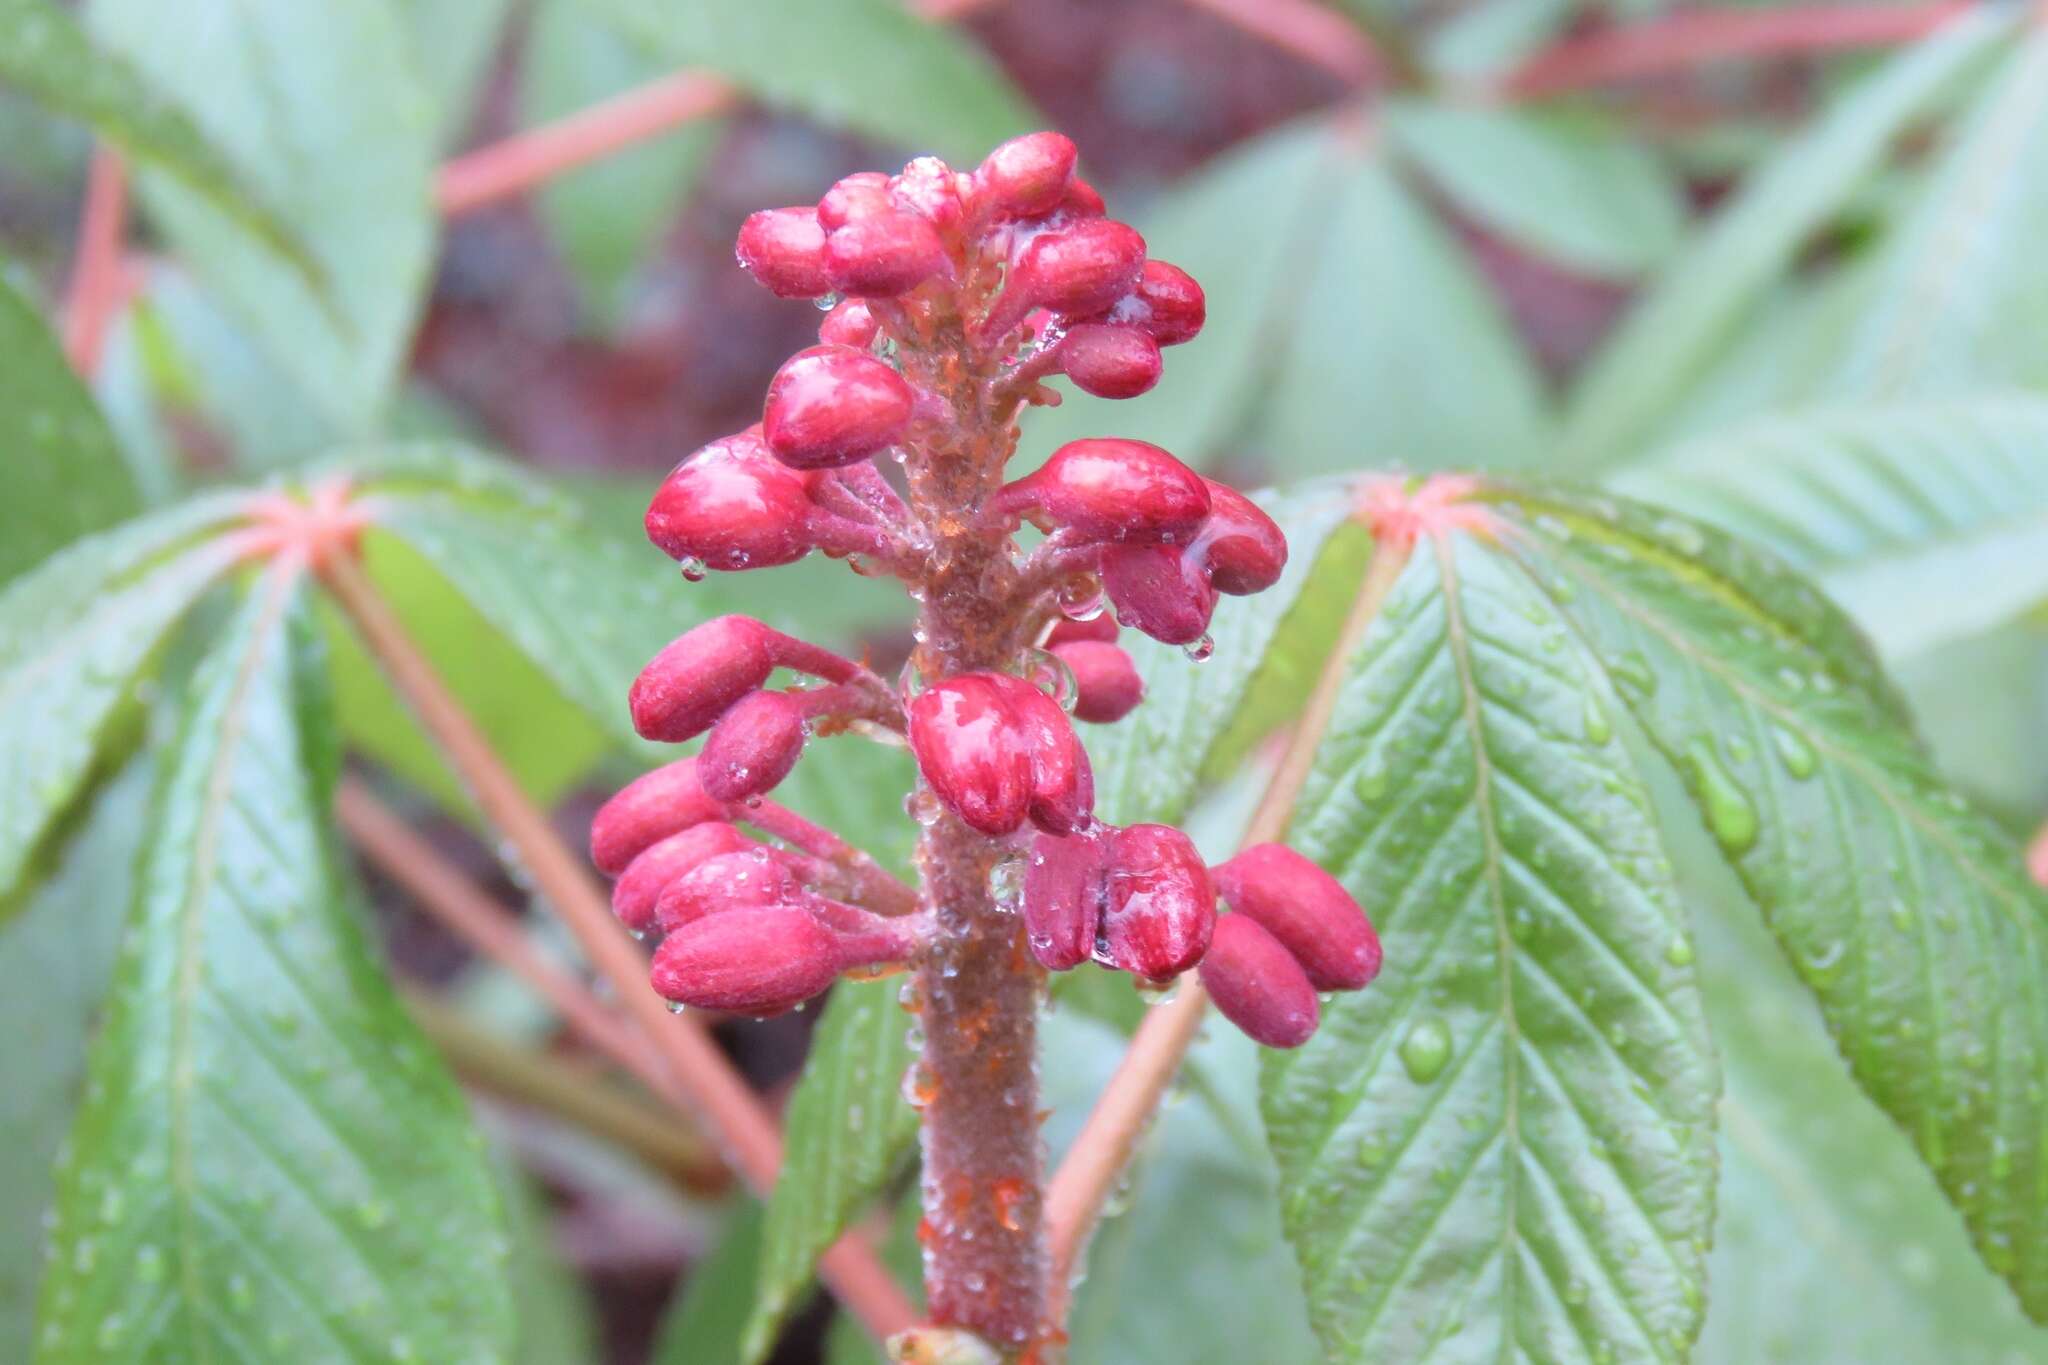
[1199,844,1381,1047]
[907,672,1092,836]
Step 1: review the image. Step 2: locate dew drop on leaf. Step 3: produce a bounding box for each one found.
[1664,937,1694,968]
[1607,652,1657,699]
[1770,724,1816,780]
[1685,738,1759,855]
[1399,1019,1452,1083]
[1582,697,1611,746]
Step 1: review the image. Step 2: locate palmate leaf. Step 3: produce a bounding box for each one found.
[1615,396,2048,658]
[738,979,919,1364]
[1481,482,2048,1317]
[0,492,250,908]
[33,575,512,1363]
[1262,534,1720,1362]
[1556,5,2018,472]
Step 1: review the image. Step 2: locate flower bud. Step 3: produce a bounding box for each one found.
[735,207,830,298]
[1199,914,1320,1048]
[1213,843,1380,991]
[818,298,880,348]
[645,430,817,571]
[825,212,949,297]
[1059,323,1161,399]
[1108,260,1205,346]
[1053,640,1144,724]
[1101,544,1217,645]
[984,219,1144,339]
[1011,678,1094,835]
[590,758,728,875]
[763,344,915,469]
[654,849,803,932]
[890,156,966,231]
[908,674,1032,836]
[629,615,777,743]
[611,821,756,934]
[650,908,846,1016]
[817,172,893,230]
[974,132,1078,218]
[1196,482,1288,595]
[1100,823,1213,980]
[1060,177,1106,219]
[1023,831,1107,970]
[996,438,1210,543]
[700,690,808,802]
[1044,615,1119,647]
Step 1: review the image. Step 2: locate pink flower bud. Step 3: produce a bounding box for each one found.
[890,156,966,231]
[1196,482,1288,596]
[1101,544,1217,645]
[1045,615,1119,647]
[825,213,950,297]
[1060,177,1106,218]
[590,758,728,875]
[1012,678,1094,835]
[1213,843,1380,991]
[907,673,1094,836]
[654,849,804,932]
[1053,640,1144,724]
[1059,323,1162,399]
[735,207,830,299]
[699,690,808,802]
[1023,830,1107,970]
[763,344,915,469]
[650,907,846,1016]
[1107,261,1205,346]
[629,615,777,743]
[818,172,893,230]
[995,438,1210,543]
[818,298,880,348]
[1101,823,1213,980]
[1199,914,1320,1048]
[984,220,1144,339]
[610,822,756,934]
[645,430,817,571]
[974,132,1078,218]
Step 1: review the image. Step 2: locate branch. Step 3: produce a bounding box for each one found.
[61,146,129,375]
[436,70,737,217]
[1499,1,1973,100]
[316,551,918,1344]
[1041,523,1418,1316]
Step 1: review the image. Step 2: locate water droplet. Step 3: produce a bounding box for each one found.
[1582,698,1611,747]
[1686,739,1758,855]
[815,292,842,311]
[355,1198,392,1230]
[1182,634,1215,663]
[1563,1278,1589,1306]
[1355,1135,1388,1169]
[1607,652,1656,699]
[1400,1019,1452,1083]
[1770,725,1816,780]
[1055,577,1106,621]
[1355,759,1389,802]
[1664,937,1694,968]
[988,856,1025,911]
[676,556,707,583]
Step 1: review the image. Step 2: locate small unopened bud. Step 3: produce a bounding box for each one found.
[1023,831,1107,970]
[1200,914,1320,1048]
[611,822,755,934]
[654,849,804,932]
[984,219,1144,340]
[1107,260,1205,346]
[818,172,893,230]
[1044,615,1119,647]
[818,298,880,348]
[629,615,776,743]
[973,131,1078,218]
[1101,544,1217,645]
[736,207,830,298]
[1197,481,1288,596]
[995,438,1210,544]
[890,156,966,231]
[908,673,1095,837]
[1213,843,1380,991]
[700,690,808,802]
[825,213,950,297]
[645,430,818,571]
[590,758,728,875]
[650,908,845,1016]
[1101,823,1213,980]
[763,344,915,469]
[1012,679,1094,836]
[1059,323,1162,399]
[1053,640,1144,724]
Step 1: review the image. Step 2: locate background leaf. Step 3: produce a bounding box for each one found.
[397,0,515,146]
[89,0,437,434]
[1487,483,2048,1316]
[591,0,1036,163]
[0,269,139,584]
[1262,535,1719,1362]
[651,1203,764,1365]
[1615,396,2048,658]
[33,576,514,1363]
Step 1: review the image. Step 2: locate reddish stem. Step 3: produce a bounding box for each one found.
[61,147,129,375]
[1500,1,1974,99]
[1181,0,1381,84]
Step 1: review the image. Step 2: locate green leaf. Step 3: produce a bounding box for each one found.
[396,0,515,145]
[1557,6,2018,472]
[1819,32,2048,399]
[0,269,139,584]
[493,1151,597,1365]
[740,978,918,1363]
[1615,396,2048,658]
[527,0,719,330]
[0,0,311,274]
[1385,101,1684,279]
[591,0,1035,163]
[0,760,152,1360]
[651,1204,765,1365]
[89,0,436,434]
[1261,535,1720,1361]
[33,576,514,1363]
[0,493,249,906]
[1484,482,2048,1316]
